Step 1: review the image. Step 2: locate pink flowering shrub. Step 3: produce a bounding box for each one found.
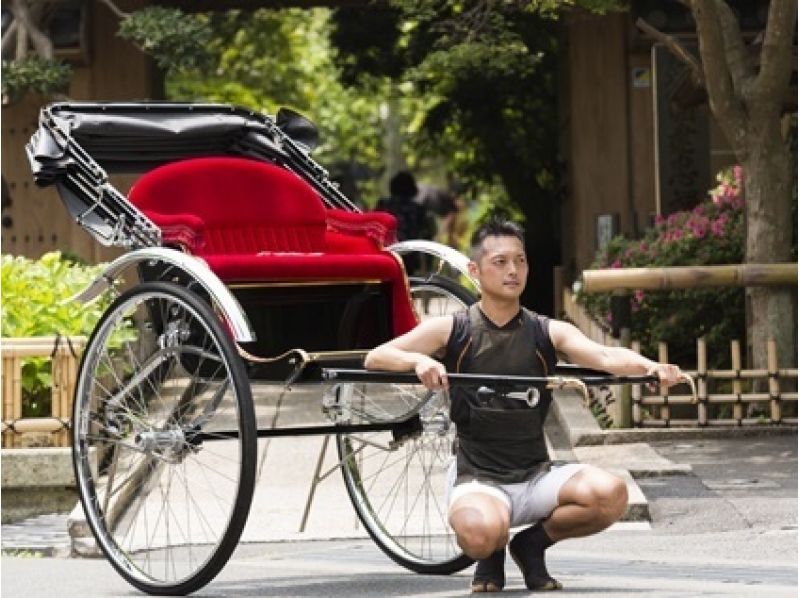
[576,167,745,368]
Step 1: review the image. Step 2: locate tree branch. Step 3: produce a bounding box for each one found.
[754,0,797,103]
[635,17,704,87]
[712,0,754,99]
[97,0,130,20]
[688,0,747,150]
[2,20,19,58]
[11,0,53,59]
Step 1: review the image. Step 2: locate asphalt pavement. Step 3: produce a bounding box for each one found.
[2,392,797,597]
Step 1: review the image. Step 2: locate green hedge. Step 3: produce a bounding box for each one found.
[1,252,114,416]
[576,168,745,369]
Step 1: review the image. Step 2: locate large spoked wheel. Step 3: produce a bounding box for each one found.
[72,281,257,595]
[336,275,476,574]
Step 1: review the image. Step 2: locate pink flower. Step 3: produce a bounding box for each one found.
[693,205,705,215]
[611,259,622,269]
[655,214,665,225]
[605,311,613,323]
[634,289,645,304]
[639,242,649,252]
[667,213,679,226]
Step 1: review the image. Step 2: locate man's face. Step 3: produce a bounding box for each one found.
[469,235,528,300]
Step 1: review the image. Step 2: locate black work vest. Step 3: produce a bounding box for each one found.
[443,304,558,484]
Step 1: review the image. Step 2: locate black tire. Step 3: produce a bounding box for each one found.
[336,275,476,575]
[72,282,256,595]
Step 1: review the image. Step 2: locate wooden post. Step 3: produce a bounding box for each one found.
[619,326,632,428]
[696,337,708,427]
[631,340,642,427]
[52,351,63,447]
[611,290,633,428]
[731,340,743,426]
[767,339,781,424]
[658,342,669,426]
[2,356,14,447]
[11,356,22,448]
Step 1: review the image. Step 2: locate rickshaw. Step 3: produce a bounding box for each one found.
[25,102,661,595]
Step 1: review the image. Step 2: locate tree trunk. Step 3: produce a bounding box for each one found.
[743,125,796,369]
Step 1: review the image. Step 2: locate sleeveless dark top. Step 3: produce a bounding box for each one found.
[443,304,558,484]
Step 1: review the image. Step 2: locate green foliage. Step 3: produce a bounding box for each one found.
[118,7,212,72]
[575,168,746,368]
[166,9,403,202]
[1,252,115,416]
[1,56,71,103]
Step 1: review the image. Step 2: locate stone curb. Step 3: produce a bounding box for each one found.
[552,390,798,448]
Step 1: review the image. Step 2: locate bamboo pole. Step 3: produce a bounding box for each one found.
[11,356,22,448]
[2,357,14,447]
[1,336,85,448]
[582,263,797,293]
[731,340,743,426]
[1,417,67,434]
[768,340,781,424]
[697,337,708,427]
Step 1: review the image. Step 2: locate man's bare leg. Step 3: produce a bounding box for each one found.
[510,466,628,591]
[449,493,511,592]
[545,466,629,540]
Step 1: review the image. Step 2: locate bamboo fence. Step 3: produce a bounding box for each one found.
[1,336,86,448]
[562,289,798,428]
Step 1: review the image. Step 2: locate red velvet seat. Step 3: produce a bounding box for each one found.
[128,157,417,335]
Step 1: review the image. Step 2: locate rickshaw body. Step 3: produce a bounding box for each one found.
[26,102,479,594]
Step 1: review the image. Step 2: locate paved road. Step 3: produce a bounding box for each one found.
[2,532,796,597]
[3,434,796,597]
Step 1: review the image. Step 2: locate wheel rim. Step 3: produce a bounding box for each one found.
[337,278,473,569]
[74,288,249,590]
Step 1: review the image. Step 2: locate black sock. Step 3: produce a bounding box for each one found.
[509,523,561,590]
[472,548,506,590]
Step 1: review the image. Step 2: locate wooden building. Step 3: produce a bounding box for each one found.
[558,4,764,281]
[1,0,159,263]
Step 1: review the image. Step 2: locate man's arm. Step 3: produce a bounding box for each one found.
[549,319,683,386]
[364,316,453,390]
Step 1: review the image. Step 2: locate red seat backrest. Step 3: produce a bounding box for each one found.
[129,157,327,255]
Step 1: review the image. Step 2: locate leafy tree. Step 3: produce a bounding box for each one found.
[331,1,622,313]
[165,8,398,204]
[636,0,797,369]
[2,1,212,104]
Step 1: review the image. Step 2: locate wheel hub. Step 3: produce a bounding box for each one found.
[135,429,187,460]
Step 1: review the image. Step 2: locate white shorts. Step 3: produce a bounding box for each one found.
[446,461,589,527]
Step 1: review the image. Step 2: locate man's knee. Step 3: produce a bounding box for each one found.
[568,468,629,524]
[587,473,628,523]
[449,503,509,559]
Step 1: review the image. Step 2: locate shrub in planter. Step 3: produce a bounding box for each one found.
[1,252,115,416]
[576,167,745,369]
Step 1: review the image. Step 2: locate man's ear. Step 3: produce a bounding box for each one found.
[467,260,479,277]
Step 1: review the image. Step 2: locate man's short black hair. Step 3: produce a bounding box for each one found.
[470,216,525,261]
